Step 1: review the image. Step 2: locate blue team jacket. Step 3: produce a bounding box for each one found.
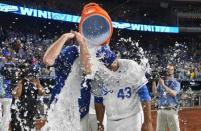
[50,45,91,119]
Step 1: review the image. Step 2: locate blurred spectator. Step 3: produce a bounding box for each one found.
[198,63,201,73]
[0,54,5,97]
[189,66,196,80]
[196,63,201,80]
[0,52,5,131]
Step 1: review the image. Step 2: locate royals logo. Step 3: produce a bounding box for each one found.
[101,86,113,96]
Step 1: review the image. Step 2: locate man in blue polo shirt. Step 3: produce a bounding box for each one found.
[152,64,181,131]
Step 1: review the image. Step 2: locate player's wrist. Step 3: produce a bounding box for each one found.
[97,120,103,125]
[97,122,104,131]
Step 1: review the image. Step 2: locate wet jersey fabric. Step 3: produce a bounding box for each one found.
[94,59,150,120]
[51,45,91,119]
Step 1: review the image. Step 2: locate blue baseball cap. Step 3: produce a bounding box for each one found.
[96,46,117,66]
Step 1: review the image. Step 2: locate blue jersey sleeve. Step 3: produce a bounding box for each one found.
[50,45,79,104]
[94,96,103,104]
[137,85,151,102]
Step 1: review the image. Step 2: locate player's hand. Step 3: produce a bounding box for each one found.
[97,123,104,131]
[142,121,153,131]
[73,31,86,46]
[62,32,75,41]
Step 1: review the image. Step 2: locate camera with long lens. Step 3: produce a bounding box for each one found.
[151,70,166,81]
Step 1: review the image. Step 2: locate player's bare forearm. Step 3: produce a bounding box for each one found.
[95,103,105,124]
[74,32,92,74]
[141,101,153,131]
[80,42,91,74]
[95,103,105,131]
[43,33,75,66]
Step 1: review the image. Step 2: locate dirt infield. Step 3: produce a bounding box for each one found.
[152,107,201,131]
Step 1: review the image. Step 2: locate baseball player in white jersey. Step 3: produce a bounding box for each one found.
[92,46,153,131]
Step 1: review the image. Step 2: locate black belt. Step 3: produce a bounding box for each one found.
[158,107,177,111]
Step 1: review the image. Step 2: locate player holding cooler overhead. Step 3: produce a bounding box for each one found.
[43,31,92,130]
[43,3,114,131]
[93,47,153,131]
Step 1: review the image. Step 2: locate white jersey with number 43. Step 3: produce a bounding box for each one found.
[97,59,148,120]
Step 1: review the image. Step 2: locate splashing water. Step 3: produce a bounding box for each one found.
[112,38,194,108]
[41,46,108,131]
[89,38,150,96]
[43,58,82,131]
[117,37,151,73]
[41,40,149,130]
[41,37,192,130]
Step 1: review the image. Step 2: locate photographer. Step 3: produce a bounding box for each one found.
[10,62,45,131]
[152,64,181,131]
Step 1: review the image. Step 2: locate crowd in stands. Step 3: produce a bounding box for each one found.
[0,1,201,130]
[144,42,201,81]
[0,27,55,76]
[0,23,201,130]
[0,26,201,84]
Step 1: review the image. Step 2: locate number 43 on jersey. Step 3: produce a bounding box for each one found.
[117,87,131,100]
